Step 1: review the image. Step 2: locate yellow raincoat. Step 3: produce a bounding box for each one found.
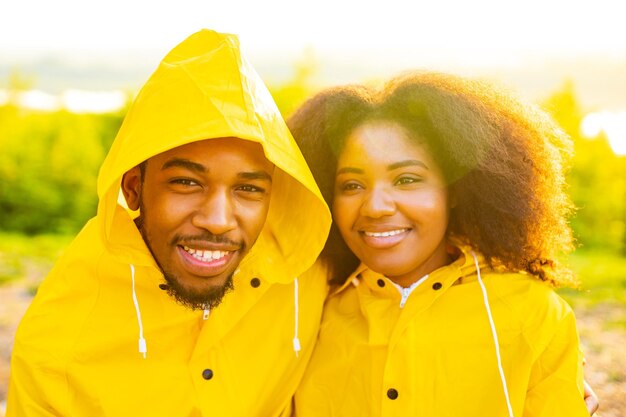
[295,245,588,417]
[8,30,331,417]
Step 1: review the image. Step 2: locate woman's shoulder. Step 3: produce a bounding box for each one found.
[486,270,576,333]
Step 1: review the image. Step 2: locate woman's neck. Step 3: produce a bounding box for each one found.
[385,240,453,288]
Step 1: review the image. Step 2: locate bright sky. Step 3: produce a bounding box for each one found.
[3,0,626,60]
[3,0,626,155]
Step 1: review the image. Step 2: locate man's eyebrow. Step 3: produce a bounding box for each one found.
[388,160,428,171]
[336,167,364,175]
[161,158,206,173]
[239,171,272,182]
[161,159,271,182]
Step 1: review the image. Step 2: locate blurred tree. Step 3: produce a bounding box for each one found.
[542,81,626,253]
[0,106,124,234]
[3,67,623,252]
[5,68,35,106]
[269,48,319,118]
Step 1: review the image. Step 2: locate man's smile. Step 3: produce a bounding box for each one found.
[177,245,238,277]
[182,246,233,262]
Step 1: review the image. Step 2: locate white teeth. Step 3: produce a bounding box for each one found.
[183,246,229,262]
[364,229,407,237]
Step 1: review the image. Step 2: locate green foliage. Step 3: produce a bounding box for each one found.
[1,67,625,257]
[0,105,124,234]
[559,250,626,306]
[0,232,72,285]
[542,81,626,254]
[268,49,319,118]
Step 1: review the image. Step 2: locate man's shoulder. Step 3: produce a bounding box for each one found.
[295,259,330,293]
[14,220,112,353]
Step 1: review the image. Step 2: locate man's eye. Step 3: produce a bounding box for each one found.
[237,184,265,193]
[170,178,199,186]
[236,184,268,201]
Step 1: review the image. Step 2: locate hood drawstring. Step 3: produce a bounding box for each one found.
[130,264,147,359]
[130,267,301,358]
[472,252,514,417]
[293,277,301,357]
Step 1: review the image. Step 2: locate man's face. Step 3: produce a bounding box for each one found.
[122,138,274,310]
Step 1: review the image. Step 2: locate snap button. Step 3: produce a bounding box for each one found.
[202,369,214,380]
[432,282,443,290]
[158,283,169,290]
[377,279,385,288]
[387,388,399,400]
[250,278,261,288]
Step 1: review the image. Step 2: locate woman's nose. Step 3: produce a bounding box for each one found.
[359,186,395,218]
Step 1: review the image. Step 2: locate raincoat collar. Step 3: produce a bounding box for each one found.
[334,238,492,295]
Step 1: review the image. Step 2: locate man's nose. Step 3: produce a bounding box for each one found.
[191,189,237,235]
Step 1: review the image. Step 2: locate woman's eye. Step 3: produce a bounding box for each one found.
[395,176,421,186]
[339,182,363,192]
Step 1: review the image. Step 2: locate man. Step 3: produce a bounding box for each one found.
[7,29,330,416]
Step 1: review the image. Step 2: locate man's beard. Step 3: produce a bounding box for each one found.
[135,207,235,311]
[162,270,234,311]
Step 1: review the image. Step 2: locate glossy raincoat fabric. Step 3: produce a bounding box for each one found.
[8,30,331,417]
[295,245,588,417]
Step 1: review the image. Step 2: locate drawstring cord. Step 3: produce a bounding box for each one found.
[130,266,300,359]
[130,264,147,359]
[472,252,514,417]
[293,277,301,357]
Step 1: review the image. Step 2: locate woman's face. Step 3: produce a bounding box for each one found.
[332,121,451,287]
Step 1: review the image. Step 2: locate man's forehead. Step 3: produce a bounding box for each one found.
[141,137,273,173]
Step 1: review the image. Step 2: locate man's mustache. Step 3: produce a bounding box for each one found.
[171,232,242,248]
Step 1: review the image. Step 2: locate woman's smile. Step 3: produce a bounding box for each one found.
[359,227,412,248]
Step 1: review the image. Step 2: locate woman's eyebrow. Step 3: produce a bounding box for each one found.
[387,159,428,171]
[336,167,364,175]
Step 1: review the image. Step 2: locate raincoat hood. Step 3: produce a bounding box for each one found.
[97,29,330,282]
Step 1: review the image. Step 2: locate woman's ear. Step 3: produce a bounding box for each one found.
[121,165,143,211]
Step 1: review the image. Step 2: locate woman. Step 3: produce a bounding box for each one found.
[288,71,594,416]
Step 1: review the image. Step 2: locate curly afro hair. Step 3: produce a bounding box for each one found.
[288,71,576,287]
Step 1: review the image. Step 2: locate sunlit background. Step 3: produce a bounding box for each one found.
[2,0,626,154]
[1,0,626,415]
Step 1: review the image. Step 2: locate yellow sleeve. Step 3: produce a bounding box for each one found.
[523,308,589,417]
[277,397,295,417]
[6,330,69,416]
